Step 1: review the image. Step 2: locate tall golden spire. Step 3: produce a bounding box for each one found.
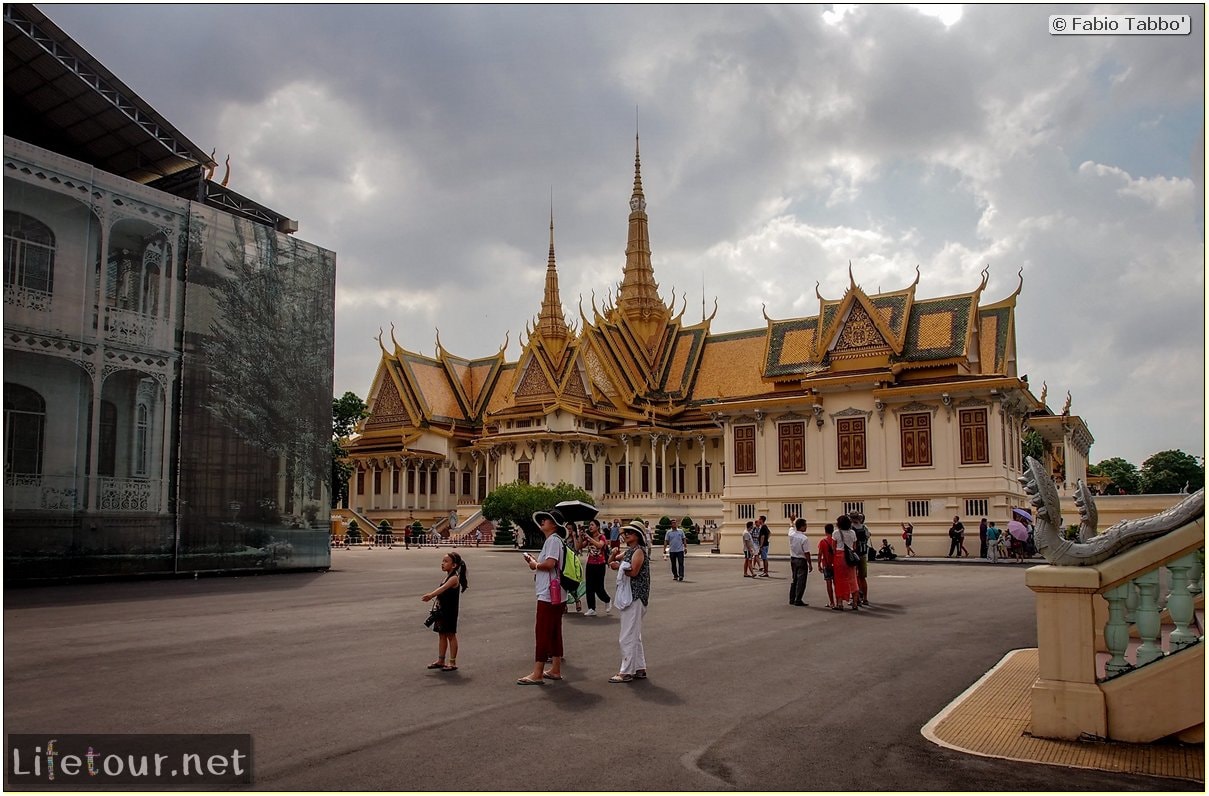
[617,132,666,332]
[535,203,570,342]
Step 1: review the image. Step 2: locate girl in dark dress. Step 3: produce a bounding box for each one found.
[423,552,468,671]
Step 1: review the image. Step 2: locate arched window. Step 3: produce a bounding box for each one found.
[4,383,46,476]
[139,240,164,317]
[135,403,149,476]
[4,211,55,310]
[99,401,117,477]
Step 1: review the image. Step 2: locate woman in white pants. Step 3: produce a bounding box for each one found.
[608,521,650,683]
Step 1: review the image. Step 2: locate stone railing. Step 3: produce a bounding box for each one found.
[1025,517,1205,742]
[100,306,169,348]
[1096,538,1203,680]
[4,473,80,511]
[99,477,160,512]
[4,283,52,312]
[602,491,722,501]
[450,508,484,535]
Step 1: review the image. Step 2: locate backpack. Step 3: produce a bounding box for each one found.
[559,539,583,593]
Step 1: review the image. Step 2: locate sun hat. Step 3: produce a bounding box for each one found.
[532,508,566,528]
[620,520,647,546]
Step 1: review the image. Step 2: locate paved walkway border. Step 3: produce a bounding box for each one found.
[921,648,1204,783]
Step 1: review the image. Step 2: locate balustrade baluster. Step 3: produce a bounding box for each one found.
[1102,581,1134,678]
[1189,548,1204,596]
[1133,570,1164,666]
[1166,552,1198,651]
[1124,578,1139,624]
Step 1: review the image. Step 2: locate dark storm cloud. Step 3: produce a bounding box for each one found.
[43,3,1204,464]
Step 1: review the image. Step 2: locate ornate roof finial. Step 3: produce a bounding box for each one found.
[618,128,665,332]
[1062,391,1072,416]
[1039,381,1048,405]
[1011,267,1025,299]
[848,261,856,289]
[534,203,570,343]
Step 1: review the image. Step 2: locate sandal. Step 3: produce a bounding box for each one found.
[542,671,563,680]
[516,676,545,685]
[426,661,445,669]
[442,665,458,672]
[634,669,647,679]
[608,674,634,683]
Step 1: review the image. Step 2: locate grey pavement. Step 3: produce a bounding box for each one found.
[3,547,1197,791]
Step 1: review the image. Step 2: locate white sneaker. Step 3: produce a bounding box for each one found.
[605,603,613,614]
[584,609,597,616]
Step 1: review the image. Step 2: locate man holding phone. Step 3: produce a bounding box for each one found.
[518,508,565,685]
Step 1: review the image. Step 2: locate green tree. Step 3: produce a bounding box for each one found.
[1088,457,1141,494]
[681,516,700,545]
[1140,450,1204,494]
[1021,429,1046,467]
[481,480,593,548]
[330,391,368,508]
[493,516,515,546]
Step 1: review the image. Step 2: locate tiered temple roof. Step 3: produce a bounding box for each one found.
[352,139,1054,450]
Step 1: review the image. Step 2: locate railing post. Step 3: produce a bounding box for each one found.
[1025,565,1107,740]
[1102,582,1133,678]
[1133,570,1163,666]
[1166,551,1198,651]
[1189,548,1204,596]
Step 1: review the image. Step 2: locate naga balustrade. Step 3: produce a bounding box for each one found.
[1026,518,1205,742]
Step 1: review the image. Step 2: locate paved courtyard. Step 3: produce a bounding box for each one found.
[4,547,1198,791]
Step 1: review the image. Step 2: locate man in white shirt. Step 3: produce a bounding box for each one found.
[518,509,565,685]
[788,517,813,606]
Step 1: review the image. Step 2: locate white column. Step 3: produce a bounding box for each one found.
[622,435,631,495]
[674,439,682,494]
[157,375,174,514]
[86,370,104,511]
[388,459,396,508]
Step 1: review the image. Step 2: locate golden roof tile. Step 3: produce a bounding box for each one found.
[691,331,768,401]
[407,358,465,420]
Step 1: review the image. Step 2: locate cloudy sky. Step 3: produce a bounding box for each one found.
[48,3,1204,467]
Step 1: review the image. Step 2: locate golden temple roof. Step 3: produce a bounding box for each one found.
[356,143,1025,441]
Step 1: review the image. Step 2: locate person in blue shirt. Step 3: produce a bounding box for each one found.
[665,524,687,581]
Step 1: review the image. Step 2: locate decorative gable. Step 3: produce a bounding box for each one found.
[833,302,891,357]
[365,367,409,428]
[515,355,554,399]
